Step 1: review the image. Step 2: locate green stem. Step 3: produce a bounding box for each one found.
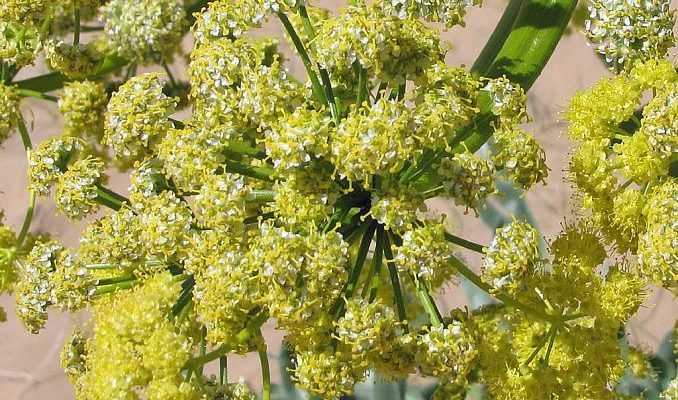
[17,89,58,102]
[219,356,227,387]
[15,117,34,248]
[486,0,579,90]
[72,0,80,46]
[94,279,135,295]
[95,184,129,211]
[258,343,271,400]
[333,220,377,315]
[223,160,274,181]
[96,274,135,286]
[162,62,179,90]
[296,5,340,123]
[471,0,524,74]
[415,277,443,327]
[225,140,266,159]
[543,326,558,365]
[361,226,384,301]
[277,12,328,108]
[523,323,555,366]
[356,62,368,106]
[381,228,408,330]
[443,232,485,254]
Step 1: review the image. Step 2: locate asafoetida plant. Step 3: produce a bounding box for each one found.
[0,0,676,399]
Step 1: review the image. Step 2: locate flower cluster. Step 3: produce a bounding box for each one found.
[1,1,676,399]
[566,59,677,293]
[586,0,675,71]
[101,0,186,63]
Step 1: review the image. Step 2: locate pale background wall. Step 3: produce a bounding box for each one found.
[1,1,676,398]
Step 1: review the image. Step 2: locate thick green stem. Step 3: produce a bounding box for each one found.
[486,0,579,90]
[381,228,408,330]
[258,344,271,400]
[95,184,129,211]
[443,232,485,254]
[277,12,328,108]
[472,0,524,74]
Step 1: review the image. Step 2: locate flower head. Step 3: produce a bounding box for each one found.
[586,0,675,71]
[104,73,177,163]
[101,0,186,63]
[59,81,108,141]
[55,156,106,220]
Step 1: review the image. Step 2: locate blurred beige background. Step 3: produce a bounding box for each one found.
[1,1,676,398]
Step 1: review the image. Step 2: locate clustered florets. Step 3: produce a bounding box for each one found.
[1,0,676,399]
[586,0,675,71]
[566,59,677,294]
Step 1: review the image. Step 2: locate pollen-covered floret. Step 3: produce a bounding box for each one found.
[550,219,606,270]
[251,224,348,330]
[370,185,425,234]
[637,180,677,293]
[59,81,108,140]
[0,0,50,26]
[73,272,198,400]
[101,0,186,63]
[0,82,19,146]
[55,157,106,220]
[335,298,401,357]
[15,241,95,333]
[482,76,528,125]
[104,73,177,162]
[414,312,478,386]
[264,107,332,171]
[482,221,542,295]
[331,99,415,184]
[133,191,193,260]
[78,208,147,273]
[192,173,250,231]
[413,63,481,150]
[28,136,83,196]
[293,349,367,399]
[191,0,298,44]
[586,0,675,71]
[394,222,454,287]
[189,37,300,127]
[493,127,548,190]
[271,166,337,230]
[43,40,102,80]
[60,330,87,384]
[313,3,445,84]
[156,124,232,192]
[185,231,260,351]
[437,152,496,213]
[380,0,482,28]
